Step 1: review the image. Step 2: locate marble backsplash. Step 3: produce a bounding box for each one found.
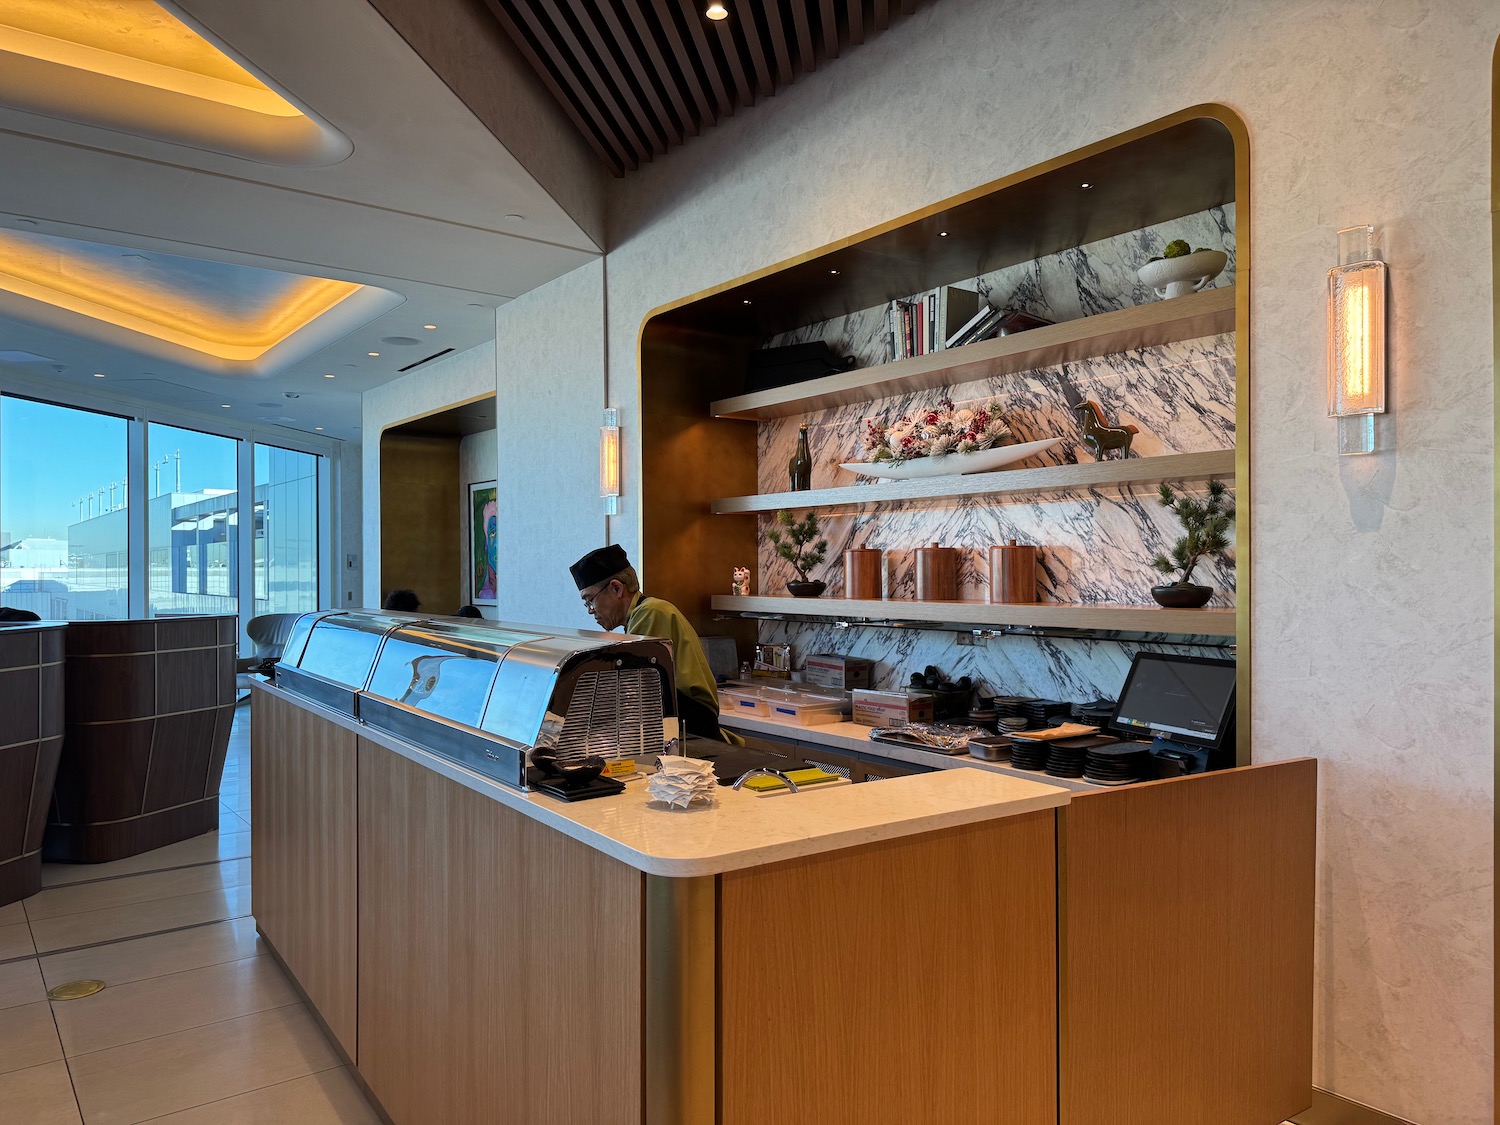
[749,207,1237,701]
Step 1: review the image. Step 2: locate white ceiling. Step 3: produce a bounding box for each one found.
[0,0,603,442]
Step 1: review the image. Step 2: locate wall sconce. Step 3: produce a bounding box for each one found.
[600,408,620,515]
[1327,224,1387,455]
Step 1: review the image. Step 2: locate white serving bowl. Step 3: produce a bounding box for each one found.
[1137,249,1227,299]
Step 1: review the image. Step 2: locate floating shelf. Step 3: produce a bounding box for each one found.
[709,286,1236,421]
[710,595,1237,638]
[711,449,1234,514]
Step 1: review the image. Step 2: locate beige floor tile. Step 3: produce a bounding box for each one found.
[136,1068,380,1124]
[40,916,261,991]
[0,920,36,961]
[0,1061,82,1125]
[53,954,298,1057]
[40,831,252,888]
[69,1004,341,1125]
[0,900,25,926]
[0,1000,63,1074]
[0,957,45,1010]
[25,859,252,922]
[29,884,253,954]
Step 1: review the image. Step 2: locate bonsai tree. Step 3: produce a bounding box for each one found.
[1150,479,1235,587]
[765,509,828,583]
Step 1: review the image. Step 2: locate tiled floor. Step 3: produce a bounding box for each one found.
[0,704,382,1124]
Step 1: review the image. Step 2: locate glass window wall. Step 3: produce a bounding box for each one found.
[147,423,239,620]
[254,443,319,617]
[0,396,129,620]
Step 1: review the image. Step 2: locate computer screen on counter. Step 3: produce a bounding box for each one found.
[1110,653,1236,750]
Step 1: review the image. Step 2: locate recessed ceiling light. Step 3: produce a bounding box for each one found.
[939,231,948,237]
[1080,182,1093,189]
[367,351,380,356]
[742,299,752,305]
[283,392,300,399]
[324,373,335,379]
[92,372,105,378]
[13,219,36,227]
[315,426,323,431]
[503,214,525,222]
[423,324,437,330]
[220,403,231,408]
[706,1,728,19]
[829,269,839,275]
[467,303,486,308]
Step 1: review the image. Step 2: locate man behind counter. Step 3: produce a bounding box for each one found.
[570,544,726,742]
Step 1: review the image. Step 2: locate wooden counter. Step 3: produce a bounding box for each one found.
[251,681,1315,1125]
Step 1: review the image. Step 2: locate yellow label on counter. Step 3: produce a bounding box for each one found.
[601,758,637,779]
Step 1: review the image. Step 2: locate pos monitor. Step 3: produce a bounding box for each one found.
[1109,652,1237,768]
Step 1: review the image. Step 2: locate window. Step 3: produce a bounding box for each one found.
[254,443,319,617]
[0,396,129,619]
[147,423,239,620]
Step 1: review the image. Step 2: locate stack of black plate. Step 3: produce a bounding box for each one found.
[1044,738,1093,778]
[1008,737,1050,772]
[990,695,1035,734]
[1021,698,1072,726]
[1083,742,1154,786]
[1071,698,1116,726]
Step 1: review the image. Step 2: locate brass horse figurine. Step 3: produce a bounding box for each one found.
[1073,400,1138,460]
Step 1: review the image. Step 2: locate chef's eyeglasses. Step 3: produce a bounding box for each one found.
[581,579,621,612]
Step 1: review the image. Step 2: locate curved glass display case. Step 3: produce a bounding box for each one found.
[275,614,676,790]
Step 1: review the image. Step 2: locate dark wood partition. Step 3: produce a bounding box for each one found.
[0,624,66,904]
[45,616,238,863]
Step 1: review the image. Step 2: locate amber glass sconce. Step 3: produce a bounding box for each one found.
[600,408,621,515]
[1327,224,1387,455]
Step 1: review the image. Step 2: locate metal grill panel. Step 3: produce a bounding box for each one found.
[555,668,665,762]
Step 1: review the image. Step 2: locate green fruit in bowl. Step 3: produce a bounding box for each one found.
[1163,239,1192,258]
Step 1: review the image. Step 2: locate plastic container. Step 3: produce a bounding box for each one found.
[719,688,768,717]
[763,697,845,726]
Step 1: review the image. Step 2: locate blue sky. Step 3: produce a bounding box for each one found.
[1,397,238,540]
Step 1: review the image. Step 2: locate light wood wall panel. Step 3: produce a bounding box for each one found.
[379,432,460,614]
[1058,759,1317,1125]
[250,688,359,1059]
[718,810,1058,1125]
[356,738,643,1125]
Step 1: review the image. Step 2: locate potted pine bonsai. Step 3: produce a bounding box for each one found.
[766,510,829,597]
[1149,479,1235,608]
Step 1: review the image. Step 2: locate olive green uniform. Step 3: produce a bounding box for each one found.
[626,593,723,739]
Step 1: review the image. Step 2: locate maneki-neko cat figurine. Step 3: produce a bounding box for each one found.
[731,567,751,597]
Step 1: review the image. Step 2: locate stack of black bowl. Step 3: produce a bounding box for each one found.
[1021,698,1072,729]
[1044,737,1094,779]
[990,695,1035,735]
[1007,736,1050,772]
[1083,743,1155,786]
[1071,698,1117,727]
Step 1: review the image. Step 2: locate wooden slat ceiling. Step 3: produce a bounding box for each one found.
[479,0,937,176]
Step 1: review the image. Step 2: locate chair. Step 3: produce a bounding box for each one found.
[237,612,305,674]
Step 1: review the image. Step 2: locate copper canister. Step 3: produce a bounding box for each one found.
[844,548,884,600]
[914,543,959,601]
[989,540,1039,604]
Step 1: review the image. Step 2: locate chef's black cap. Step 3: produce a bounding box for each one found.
[570,544,630,590]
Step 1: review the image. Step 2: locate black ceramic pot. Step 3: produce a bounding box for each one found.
[787,580,827,598]
[1150,583,1213,609]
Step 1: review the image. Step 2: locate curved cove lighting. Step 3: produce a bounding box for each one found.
[0,0,350,165]
[0,228,400,376]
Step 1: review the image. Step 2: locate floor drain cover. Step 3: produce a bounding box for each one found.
[47,979,106,1001]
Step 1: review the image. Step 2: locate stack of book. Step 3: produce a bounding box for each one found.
[887,285,979,361]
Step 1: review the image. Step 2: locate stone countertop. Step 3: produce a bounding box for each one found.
[255,681,1070,878]
[719,711,1106,793]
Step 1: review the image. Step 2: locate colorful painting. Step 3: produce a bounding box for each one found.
[468,481,498,606]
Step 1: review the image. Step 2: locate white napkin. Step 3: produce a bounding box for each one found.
[647,755,717,809]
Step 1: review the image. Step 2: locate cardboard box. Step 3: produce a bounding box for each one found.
[852,689,933,728]
[804,654,876,691]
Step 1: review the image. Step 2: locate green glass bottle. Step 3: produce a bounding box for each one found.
[788,422,812,491]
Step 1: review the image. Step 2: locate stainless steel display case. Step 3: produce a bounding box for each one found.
[275,613,676,791]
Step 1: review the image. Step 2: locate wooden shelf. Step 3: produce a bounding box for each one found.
[711,449,1234,514]
[710,595,1236,637]
[709,286,1235,422]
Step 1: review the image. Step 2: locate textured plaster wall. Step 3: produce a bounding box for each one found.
[360,341,496,608]
[493,259,607,629]
[589,2,1495,1121]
